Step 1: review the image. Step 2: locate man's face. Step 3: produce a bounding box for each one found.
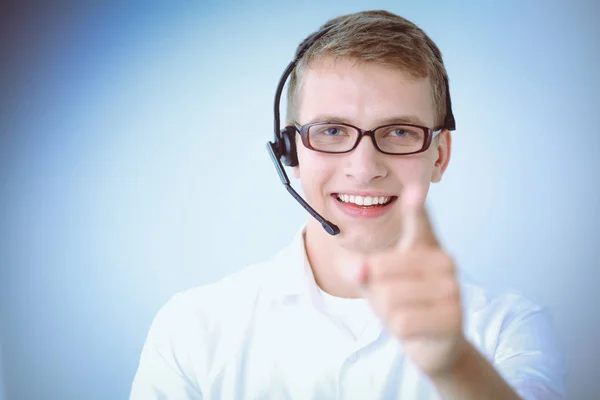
[292,57,451,253]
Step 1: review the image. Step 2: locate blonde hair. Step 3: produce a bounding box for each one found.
[286,10,449,128]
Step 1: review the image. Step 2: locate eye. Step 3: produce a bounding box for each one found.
[323,127,342,136]
[390,128,409,137]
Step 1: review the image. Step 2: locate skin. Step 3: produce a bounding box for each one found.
[290,57,521,399]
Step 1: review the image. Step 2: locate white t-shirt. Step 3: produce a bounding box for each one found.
[317,286,375,341]
[130,227,567,399]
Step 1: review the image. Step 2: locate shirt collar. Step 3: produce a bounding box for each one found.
[265,224,387,344]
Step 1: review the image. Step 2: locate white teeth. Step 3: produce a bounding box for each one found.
[337,194,391,206]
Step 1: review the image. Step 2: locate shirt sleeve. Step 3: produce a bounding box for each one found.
[130,294,204,400]
[493,302,568,400]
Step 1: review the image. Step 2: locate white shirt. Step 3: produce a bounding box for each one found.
[130,227,568,399]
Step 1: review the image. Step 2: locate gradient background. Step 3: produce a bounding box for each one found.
[1,1,599,399]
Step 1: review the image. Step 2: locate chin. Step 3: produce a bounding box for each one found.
[338,223,399,254]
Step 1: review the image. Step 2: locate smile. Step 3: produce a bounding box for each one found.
[332,193,397,219]
[335,193,394,207]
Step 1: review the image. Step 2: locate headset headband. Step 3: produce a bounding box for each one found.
[274,24,456,144]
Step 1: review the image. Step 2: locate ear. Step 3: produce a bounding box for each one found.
[431,130,452,183]
[291,128,301,179]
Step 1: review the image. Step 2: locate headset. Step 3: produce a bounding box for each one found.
[266,23,456,236]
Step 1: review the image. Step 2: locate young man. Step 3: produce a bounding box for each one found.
[131,10,567,399]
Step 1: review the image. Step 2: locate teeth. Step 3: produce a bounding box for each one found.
[336,194,391,206]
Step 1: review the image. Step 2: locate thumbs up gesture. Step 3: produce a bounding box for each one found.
[350,186,468,378]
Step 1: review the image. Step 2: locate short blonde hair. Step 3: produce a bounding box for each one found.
[287,10,449,128]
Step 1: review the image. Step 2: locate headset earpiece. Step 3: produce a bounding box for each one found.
[279,126,298,167]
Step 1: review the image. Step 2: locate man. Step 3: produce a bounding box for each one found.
[131,10,567,399]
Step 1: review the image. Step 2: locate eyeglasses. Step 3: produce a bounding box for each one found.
[293,121,442,155]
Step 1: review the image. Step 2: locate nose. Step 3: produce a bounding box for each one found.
[343,135,388,184]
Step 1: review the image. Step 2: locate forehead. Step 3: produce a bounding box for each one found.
[297,57,435,128]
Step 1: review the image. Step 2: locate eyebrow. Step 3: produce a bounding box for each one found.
[303,114,429,127]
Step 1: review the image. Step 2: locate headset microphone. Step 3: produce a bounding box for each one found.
[266,141,340,236]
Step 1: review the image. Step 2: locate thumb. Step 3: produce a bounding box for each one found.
[397,186,439,252]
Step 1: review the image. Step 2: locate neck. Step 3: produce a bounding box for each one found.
[304,219,364,299]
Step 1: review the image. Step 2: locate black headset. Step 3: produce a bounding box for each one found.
[266,23,456,236]
[271,25,336,168]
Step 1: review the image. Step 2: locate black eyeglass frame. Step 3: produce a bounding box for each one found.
[293,121,443,156]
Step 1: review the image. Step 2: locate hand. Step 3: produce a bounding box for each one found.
[349,187,468,378]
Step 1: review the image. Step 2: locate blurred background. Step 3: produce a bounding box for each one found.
[1,1,599,399]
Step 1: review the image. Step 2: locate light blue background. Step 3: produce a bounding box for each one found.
[1,1,599,399]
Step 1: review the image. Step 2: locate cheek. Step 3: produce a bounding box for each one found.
[392,160,432,206]
[297,143,319,175]
[393,157,435,183]
[297,150,336,189]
